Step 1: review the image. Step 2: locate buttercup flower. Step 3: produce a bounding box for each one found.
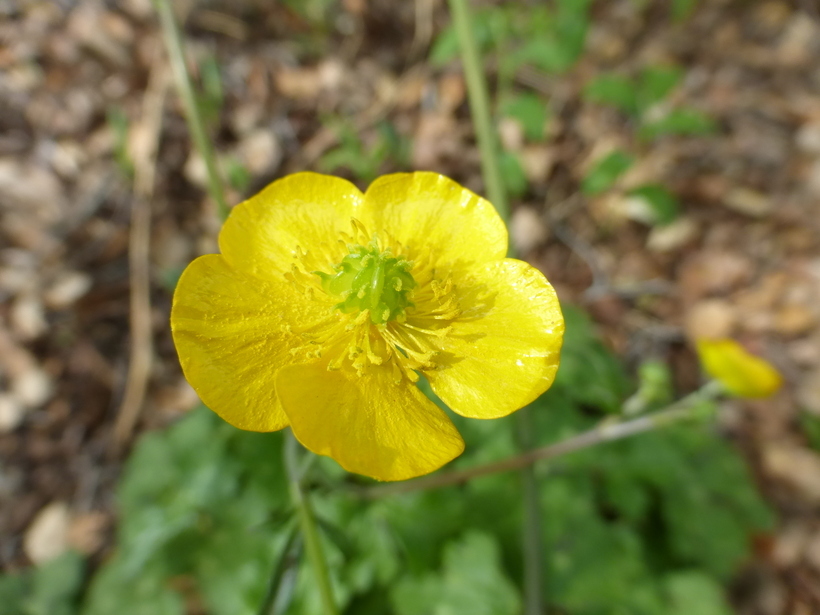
[695,338,782,399]
[171,172,564,481]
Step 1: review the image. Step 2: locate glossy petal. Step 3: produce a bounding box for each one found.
[276,363,465,481]
[426,259,564,419]
[361,172,508,273]
[171,254,331,431]
[695,339,782,398]
[219,172,364,280]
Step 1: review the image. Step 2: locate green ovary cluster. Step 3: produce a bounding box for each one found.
[317,240,416,324]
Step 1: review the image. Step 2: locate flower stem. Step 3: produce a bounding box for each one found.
[448,0,539,609]
[284,432,339,615]
[447,0,508,221]
[153,0,230,221]
[362,381,725,498]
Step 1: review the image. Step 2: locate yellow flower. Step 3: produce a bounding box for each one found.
[171,172,564,481]
[695,338,782,399]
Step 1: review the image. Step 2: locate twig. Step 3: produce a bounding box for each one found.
[362,381,724,498]
[113,50,169,447]
[153,0,230,221]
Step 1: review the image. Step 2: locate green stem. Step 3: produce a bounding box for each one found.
[284,432,339,615]
[515,409,544,615]
[447,0,508,222]
[153,0,230,221]
[363,380,726,498]
[448,0,540,610]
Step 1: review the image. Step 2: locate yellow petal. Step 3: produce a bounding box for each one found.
[695,338,783,398]
[425,258,564,419]
[360,172,508,273]
[171,254,329,431]
[219,172,364,279]
[276,363,465,481]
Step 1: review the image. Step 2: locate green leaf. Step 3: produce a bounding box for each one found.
[82,558,185,615]
[627,184,680,225]
[800,412,820,451]
[429,26,460,66]
[672,0,699,20]
[583,74,638,115]
[639,108,717,140]
[0,571,29,615]
[638,65,683,110]
[501,93,549,141]
[498,151,528,198]
[581,150,634,196]
[546,305,632,414]
[665,571,734,615]
[391,532,520,615]
[27,552,85,615]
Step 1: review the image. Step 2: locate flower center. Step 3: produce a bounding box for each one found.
[316,236,416,325]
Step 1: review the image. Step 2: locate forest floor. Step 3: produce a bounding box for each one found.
[1,1,820,613]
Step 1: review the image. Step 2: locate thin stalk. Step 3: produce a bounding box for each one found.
[516,408,544,615]
[257,525,302,615]
[153,0,230,220]
[363,381,725,498]
[284,432,339,615]
[447,0,508,220]
[448,0,537,609]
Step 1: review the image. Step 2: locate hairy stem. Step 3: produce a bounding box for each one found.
[153,0,229,220]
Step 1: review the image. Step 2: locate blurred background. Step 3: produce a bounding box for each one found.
[1,0,820,613]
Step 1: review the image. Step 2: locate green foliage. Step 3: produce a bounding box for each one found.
[391,532,521,615]
[431,0,592,74]
[665,571,733,615]
[628,184,681,225]
[672,0,699,21]
[106,106,133,178]
[0,551,85,615]
[800,412,820,451]
[583,74,638,115]
[639,108,717,140]
[584,65,715,142]
[319,122,410,182]
[498,151,528,198]
[281,0,336,24]
[197,52,224,130]
[581,150,634,196]
[82,409,290,615]
[225,156,251,192]
[3,306,771,615]
[584,66,683,118]
[501,93,549,142]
